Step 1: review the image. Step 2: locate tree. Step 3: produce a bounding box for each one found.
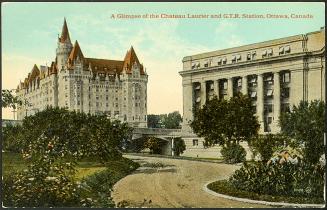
[279,100,325,164]
[1,89,23,109]
[143,136,166,154]
[173,137,186,156]
[147,114,161,128]
[161,111,182,129]
[191,94,260,147]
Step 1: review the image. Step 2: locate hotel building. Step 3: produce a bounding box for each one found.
[15,19,148,128]
[179,28,325,158]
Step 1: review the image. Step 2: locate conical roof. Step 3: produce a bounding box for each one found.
[59,18,71,43]
[123,46,145,74]
[68,40,84,68]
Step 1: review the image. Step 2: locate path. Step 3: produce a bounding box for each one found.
[112,155,270,208]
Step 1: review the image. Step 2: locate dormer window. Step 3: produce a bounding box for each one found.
[217,58,222,65]
[262,50,267,58]
[247,53,251,61]
[222,57,227,64]
[204,60,209,67]
[232,55,236,64]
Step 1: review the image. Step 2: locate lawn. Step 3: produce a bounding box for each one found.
[208,180,325,204]
[2,152,106,181]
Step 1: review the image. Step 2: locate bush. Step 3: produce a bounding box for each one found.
[229,161,324,198]
[221,143,246,164]
[249,134,287,162]
[173,137,186,156]
[279,100,325,165]
[82,158,140,207]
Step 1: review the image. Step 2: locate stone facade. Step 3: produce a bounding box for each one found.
[179,28,325,158]
[16,19,148,128]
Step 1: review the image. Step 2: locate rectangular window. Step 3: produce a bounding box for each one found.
[266,89,273,97]
[282,72,290,83]
[237,78,242,87]
[265,104,273,113]
[281,87,290,98]
[192,63,196,69]
[193,139,199,146]
[250,91,257,98]
[223,81,228,90]
[279,46,284,55]
[267,117,273,124]
[267,48,273,56]
[284,45,291,53]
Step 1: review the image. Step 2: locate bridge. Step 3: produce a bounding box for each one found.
[1,119,182,156]
[132,128,183,156]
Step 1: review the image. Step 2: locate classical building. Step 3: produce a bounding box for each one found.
[16,19,148,128]
[179,27,325,158]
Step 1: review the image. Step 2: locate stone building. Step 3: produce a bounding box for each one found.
[16,19,148,128]
[179,28,325,158]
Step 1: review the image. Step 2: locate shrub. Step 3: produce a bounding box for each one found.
[82,158,140,207]
[279,100,325,165]
[229,161,324,198]
[249,134,287,162]
[173,137,186,156]
[221,143,246,164]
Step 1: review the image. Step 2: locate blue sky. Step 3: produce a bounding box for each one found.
[1,2,325,119]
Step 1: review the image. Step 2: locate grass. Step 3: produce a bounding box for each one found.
[2,152,108,181]
[207,180,325,205]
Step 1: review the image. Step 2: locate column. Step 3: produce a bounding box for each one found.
[213,80,219,99]
[171,138,175,156]
[182,81,193,133]
[257,74,265,133]
[273,72,281,132]
[227,78,233,99]
[201,81,206,106]
[242,76,248,96]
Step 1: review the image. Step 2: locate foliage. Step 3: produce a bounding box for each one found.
[279,100,325,164]
[1,89,23,109]
[229,161,325,199]
[14,107,132,162]
[2,135,80,207]
[173,137,186,156]
[2,124,24,152]
[147,114,162,128]
[220,143,246,164]
[125,137,147,152]
[147,111,182,129]
[143,136,166,154]
[249,134,288,162]
[208,180,324,204]
[191,94,259,147]
[82,158,140,207]
[161,111,182,129]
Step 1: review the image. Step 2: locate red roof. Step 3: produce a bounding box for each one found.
[59,18,71,43]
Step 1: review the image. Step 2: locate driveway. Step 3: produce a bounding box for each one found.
[112,155,270,208]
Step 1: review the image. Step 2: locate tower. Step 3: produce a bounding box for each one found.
[56,18,73,70]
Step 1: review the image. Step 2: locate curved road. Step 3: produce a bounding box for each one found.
[112,155,270,208]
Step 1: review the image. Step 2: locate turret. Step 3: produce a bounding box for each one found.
[56,18,73,70]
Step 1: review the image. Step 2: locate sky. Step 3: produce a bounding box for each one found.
[1,2,325,119]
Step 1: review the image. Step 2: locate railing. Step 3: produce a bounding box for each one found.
[133,127,182,135]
